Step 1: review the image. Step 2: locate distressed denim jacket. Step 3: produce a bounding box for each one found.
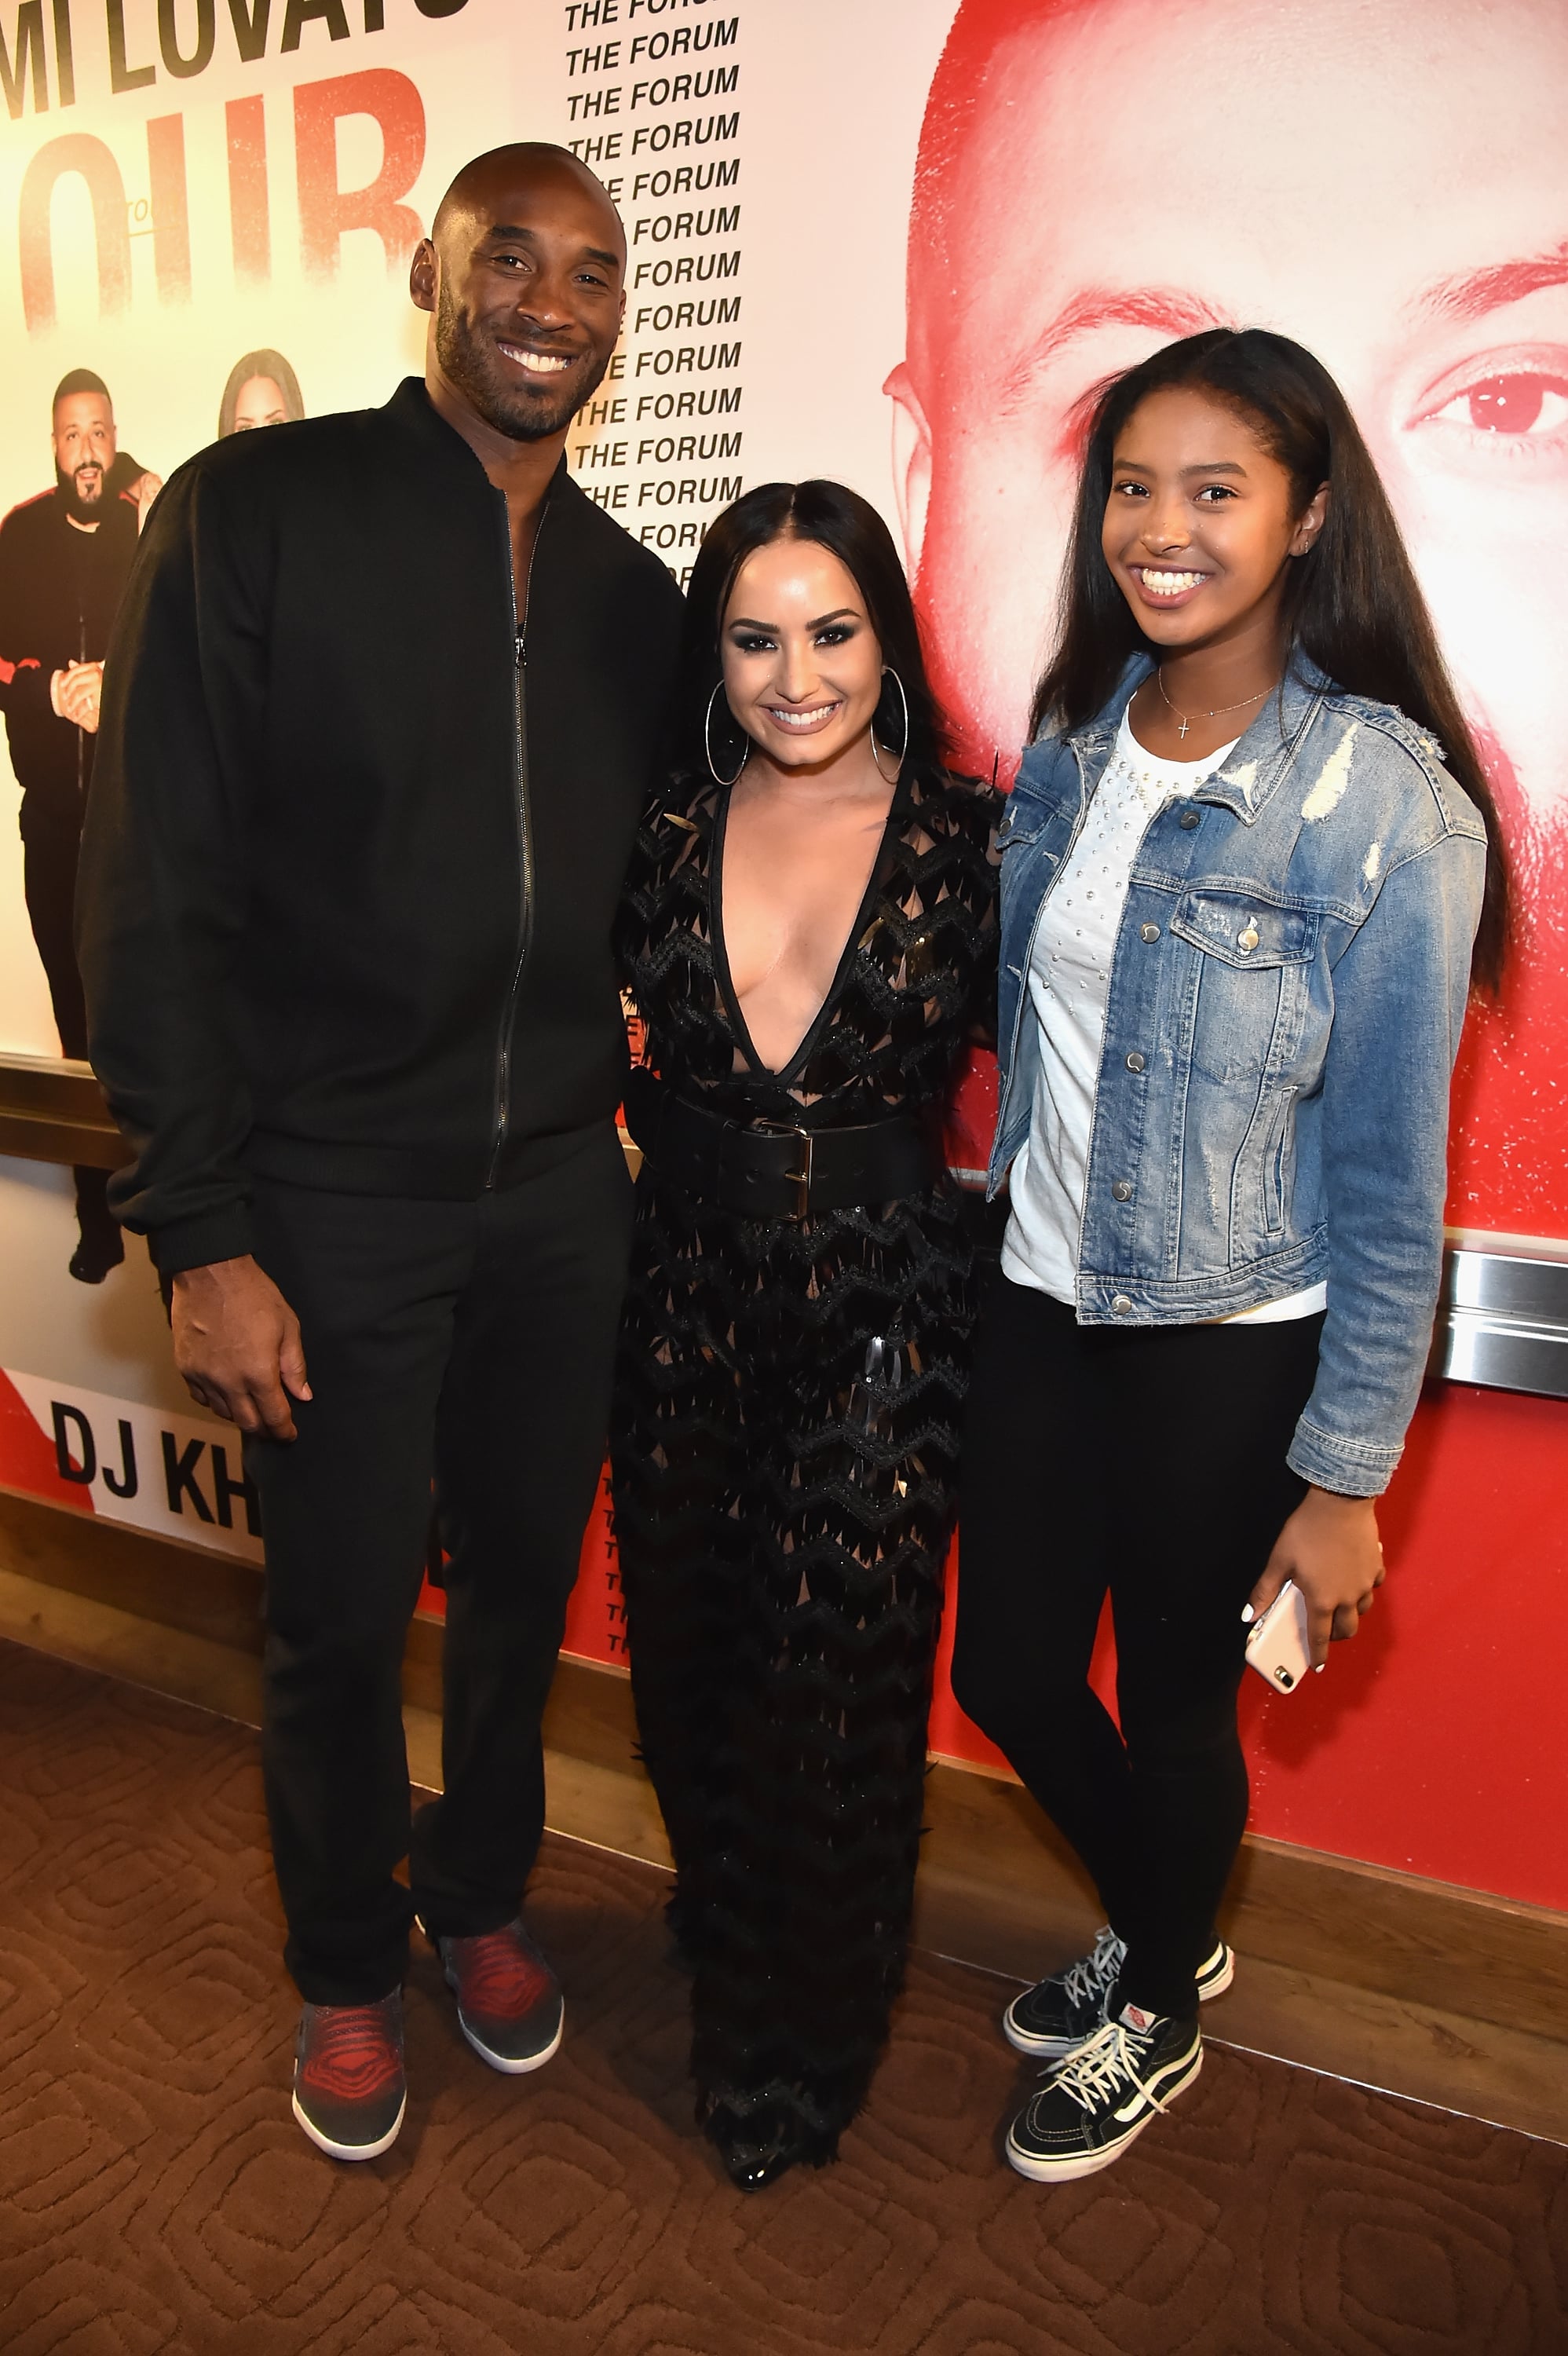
[989,657,1487,1495]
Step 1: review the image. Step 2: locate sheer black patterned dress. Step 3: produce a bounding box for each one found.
[610,757,999,2187]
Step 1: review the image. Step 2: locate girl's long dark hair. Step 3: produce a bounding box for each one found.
[677,480,949,786]
[1033,330,1508,992]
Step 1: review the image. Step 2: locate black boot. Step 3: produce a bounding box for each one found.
[69,1165,125,1284]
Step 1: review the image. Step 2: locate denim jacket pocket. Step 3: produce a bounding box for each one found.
[995,801,1047,851]
[1170,888,1318,971]
[1171,888,1322,1084]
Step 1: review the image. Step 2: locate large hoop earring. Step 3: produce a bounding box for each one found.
[705,681,749,787]
[871,665,910,783]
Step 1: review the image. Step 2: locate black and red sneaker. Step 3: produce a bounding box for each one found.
[424,1917,564,2075]
[291,1992,406,2160]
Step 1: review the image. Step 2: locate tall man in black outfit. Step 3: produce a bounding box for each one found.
[78,148,684,2160]
[0,370,152,1282]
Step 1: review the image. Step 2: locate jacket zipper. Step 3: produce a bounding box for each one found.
[486,500,546,1187]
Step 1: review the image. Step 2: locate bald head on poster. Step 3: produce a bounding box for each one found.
[888,0,1568,1216]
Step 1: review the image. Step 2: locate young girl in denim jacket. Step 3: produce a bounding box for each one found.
[953,329,1507,2184]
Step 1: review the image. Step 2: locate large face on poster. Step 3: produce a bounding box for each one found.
[890,0,1568,1227]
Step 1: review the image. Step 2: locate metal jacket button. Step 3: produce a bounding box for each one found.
[1126,1052,1146,1072]
[1139,923,1160,943]
[1180,810,1201,830]
[1111,1293,1133,1314]
[1112,1180,1133,1202]
[1237,925,1260,952]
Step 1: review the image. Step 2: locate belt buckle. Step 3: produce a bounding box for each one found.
[752,1118,813,1220]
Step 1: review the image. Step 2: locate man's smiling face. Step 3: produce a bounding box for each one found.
[895,0,1568,844]
[424,152,625,444]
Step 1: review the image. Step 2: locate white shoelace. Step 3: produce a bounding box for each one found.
[1057,1925,1126,2010]
[1049,2018,1179,2119]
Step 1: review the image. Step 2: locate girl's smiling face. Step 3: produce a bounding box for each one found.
[1100,388,1326,656]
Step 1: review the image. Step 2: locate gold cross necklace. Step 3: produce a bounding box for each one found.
[1155,670,1276,742]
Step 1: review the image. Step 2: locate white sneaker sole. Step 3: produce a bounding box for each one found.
[454,1999,565,2076]
[415,1913,566,2076]
[1005,2043,1203,2182]
[1003,2009,1095,2060]
[1003,1941,1234,2057]
[291,2087,406,2162]
[1195,1940,1235,2000]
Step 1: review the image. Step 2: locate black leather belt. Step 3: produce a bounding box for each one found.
[623,1066,939,1221]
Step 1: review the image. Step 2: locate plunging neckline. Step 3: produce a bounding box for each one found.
[710,764,908,1088]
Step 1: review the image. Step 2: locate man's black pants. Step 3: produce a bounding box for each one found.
[27,814,115,1249]
[243,1126,634,2007]
[953,1275,1322,2021]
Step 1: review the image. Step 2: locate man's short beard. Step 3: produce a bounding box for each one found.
[57,463,106,525]
[435,283,606,444]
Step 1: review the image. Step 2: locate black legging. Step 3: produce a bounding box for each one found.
[953,1274,1322,2020]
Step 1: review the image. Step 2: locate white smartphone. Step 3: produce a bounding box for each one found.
[1244,1580,1314,1693]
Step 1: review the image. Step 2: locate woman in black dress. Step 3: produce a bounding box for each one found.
[612,481,997,2190]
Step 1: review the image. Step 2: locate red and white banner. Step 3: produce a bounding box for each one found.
[1,1361,262,1559]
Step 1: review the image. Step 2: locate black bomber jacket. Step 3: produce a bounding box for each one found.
[77,379,683,1275]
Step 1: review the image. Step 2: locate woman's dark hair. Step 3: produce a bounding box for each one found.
[1033,329,1508,992]
[678,479,949,787]
[217,349,305,439]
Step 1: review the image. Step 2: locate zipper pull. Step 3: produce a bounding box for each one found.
[515,629,526,669]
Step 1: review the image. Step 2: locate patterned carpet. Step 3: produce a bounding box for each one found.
[1,1642,1564,2356]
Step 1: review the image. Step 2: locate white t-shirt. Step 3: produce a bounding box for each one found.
[1001,706,1327,1326]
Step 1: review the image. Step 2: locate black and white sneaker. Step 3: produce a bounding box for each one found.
[1006,2005,1203,2182]
[1002,1930,1234,2058]
[1002,1925,1126,2058]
